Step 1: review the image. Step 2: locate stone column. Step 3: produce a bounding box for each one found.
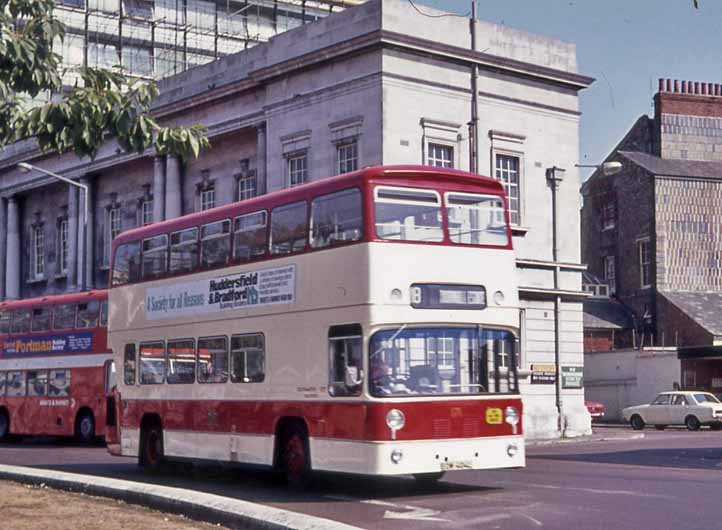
[67,186,78,291]
[76,181,86,290]
[257,124,267,195]
[5,197,21,300]
[165,154,182,219]
[153,154,166,222]
[81,177,94,290]
[0,198,6,301]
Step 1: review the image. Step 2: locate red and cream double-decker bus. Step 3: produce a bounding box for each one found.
[0,290,112,443]
[106,165,524,483]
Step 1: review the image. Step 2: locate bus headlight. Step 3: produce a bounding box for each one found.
[505,406,519,426]
[386,409,406,440]
[390,449,404,464]
[507,443,519,457]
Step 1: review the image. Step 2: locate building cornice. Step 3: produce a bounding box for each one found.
[152,28,592,119]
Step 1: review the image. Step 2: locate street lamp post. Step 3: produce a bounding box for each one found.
[17,162,89,290]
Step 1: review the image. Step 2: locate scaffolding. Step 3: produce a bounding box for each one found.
[54,0,366,83]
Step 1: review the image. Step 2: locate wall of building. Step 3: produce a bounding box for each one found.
[584,348,680,421]
[655,176,722,292]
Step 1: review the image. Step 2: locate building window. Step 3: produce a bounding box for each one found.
[604,255,616,294]
[238,174,257,201]
[427,143,453,168]
[337,141,358,174]
[58,219,69,274]
[288,152,308,188]
[106,207,122,264]
[32,226,45,279]
[495,154,521,226]
[142,199,153,226]
[200,186,216,211]
[601,198,616,230]
[638,238,651,288]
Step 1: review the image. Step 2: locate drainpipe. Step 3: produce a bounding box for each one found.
[546,166,565,433]
[469,0,479,174]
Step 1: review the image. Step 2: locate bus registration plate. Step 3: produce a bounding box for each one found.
[441,460,472,471]
[486,407,503,424]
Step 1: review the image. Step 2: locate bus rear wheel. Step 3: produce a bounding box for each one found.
[140,424,164,472]
[75,411,95,445]
[0,410,9,441]
[280,426,312,488]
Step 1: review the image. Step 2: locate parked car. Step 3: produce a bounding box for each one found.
[585,400,606,419]
[622,391,722,431]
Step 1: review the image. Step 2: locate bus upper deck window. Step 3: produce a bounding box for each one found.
[31,307,52,333]
[11,309,31,334]
[270,201,308,255]
[170,227,199,273]
[142,234,169,280]
[112,241,141,286]
[100,300,108,327]
[310,189,362,249]
[374,187,443,242]
[445,192,509,247]
[0,372,6,396]
[76,301,100,329]
[53,304,76,330]
[200,220,231,269]
[234,211,267,263]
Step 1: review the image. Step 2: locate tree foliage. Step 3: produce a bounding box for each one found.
[0,0,209,161]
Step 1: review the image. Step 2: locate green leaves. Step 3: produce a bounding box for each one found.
[1,0,209,162]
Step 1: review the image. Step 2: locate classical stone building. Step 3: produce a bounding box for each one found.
[1,0,593,438]
[581,78,722,393]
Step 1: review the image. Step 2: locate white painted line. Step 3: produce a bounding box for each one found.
[0,464,362,530]
[324,494,449,522]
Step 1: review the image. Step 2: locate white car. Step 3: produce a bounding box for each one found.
[622,391,722,431]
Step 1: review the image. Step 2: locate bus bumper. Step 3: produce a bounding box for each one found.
[310,435,525,475]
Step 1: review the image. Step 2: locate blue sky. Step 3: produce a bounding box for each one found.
[416,0,719,180]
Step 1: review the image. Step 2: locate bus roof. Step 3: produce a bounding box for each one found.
[114,165,506,247]
[0,290,108,311]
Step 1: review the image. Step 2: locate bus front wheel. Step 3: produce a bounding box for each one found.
[140,424,164,472]
[0,409,9,441]
[280,426,312,487]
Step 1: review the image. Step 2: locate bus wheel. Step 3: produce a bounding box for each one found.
[75,411,95,445]
[281,426,312,487]
[413,471,445,485]
[0,410,9,441]
[140,424,164,472]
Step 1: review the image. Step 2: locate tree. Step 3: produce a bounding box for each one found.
[0,0,209,161]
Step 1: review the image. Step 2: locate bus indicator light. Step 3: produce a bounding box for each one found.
[486,407,503,425]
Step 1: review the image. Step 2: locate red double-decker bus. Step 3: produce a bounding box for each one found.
[107,165,524,483]
[0,290,112,443]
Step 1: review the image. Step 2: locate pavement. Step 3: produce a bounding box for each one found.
[0,464,362,530]
[0,425,641,530]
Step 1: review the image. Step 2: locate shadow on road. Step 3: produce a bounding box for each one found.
[535,447,722,470]
[26,459,498,505]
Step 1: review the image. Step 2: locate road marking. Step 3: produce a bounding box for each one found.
[521,483,673,500]
[458,513,511,526]
[324,495,449,522]
[519,513,544,527]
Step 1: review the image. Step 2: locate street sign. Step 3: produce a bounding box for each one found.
[531,364,556,384]
[562,366,584,389]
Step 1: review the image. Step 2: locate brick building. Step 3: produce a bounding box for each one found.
[1,0,594,438]
[581,78,722,393]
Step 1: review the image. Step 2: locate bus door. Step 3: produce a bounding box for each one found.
[104,359,120,444]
